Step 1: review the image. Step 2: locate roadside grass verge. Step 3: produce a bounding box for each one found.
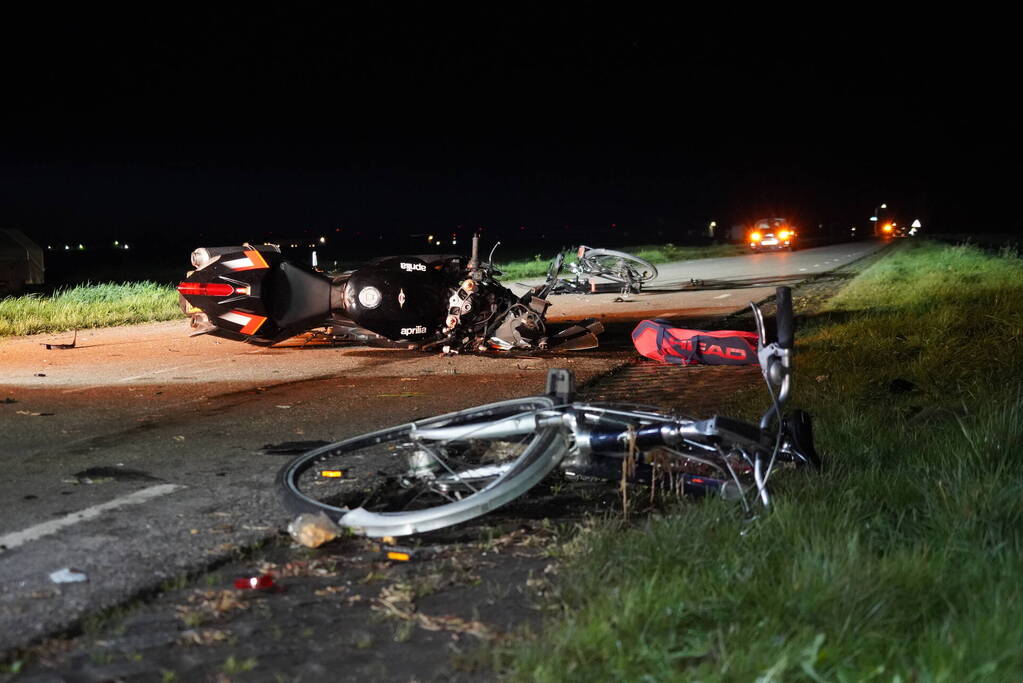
[495,243,745,281]
[0,282,180,336]
[503,240,1023,680]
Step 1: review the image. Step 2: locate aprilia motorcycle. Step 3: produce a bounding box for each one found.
[177,237,602,353]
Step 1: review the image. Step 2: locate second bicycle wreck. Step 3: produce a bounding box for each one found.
[177,235,602,354]
[548,245,659,295]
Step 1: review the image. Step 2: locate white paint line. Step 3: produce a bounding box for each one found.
[799,268,807,271]
[0,484,183,552]
[713,293,732,299]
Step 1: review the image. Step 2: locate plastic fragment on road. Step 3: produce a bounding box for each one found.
[383,547,412,562]
[288,512,342,548]
[260,440,331,455]
[41,330,77,350]
[378,542,439,562]
[233,574,278,591]
[49,568,88,583]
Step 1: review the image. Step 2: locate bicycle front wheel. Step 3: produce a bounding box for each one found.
[276,396,569,537]
[580,249,658,284]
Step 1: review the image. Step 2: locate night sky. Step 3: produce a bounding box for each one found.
[2,8,1019,251]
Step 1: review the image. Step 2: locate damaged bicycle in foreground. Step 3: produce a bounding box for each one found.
[276,286,819,538]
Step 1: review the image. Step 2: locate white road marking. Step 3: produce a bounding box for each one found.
[0,484,183,552]
[799,268,807,271]
[713,293,732,299]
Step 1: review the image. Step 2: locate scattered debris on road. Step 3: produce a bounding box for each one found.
[49,568,88,584]
[288,512,343,548]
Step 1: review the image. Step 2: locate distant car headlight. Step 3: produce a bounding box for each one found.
[750,232,762,242]
[778,230,791,240]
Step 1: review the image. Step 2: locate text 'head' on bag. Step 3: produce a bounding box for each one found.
[631,319,759,365]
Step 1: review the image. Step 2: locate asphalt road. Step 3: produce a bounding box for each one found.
[0,239,883,654]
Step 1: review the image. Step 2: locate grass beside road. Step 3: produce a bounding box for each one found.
[504,240,1023,681]
[0,282,180,336]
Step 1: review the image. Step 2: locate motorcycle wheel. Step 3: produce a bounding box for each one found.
[276,396,569,537]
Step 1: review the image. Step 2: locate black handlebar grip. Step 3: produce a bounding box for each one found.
[775,286,794,349]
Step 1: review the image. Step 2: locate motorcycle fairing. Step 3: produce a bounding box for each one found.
[341,257,448,341]
[179,244,332,344]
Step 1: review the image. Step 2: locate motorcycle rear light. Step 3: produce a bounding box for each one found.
[177,282,236,297]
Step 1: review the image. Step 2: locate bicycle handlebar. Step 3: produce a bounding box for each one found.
[775,286,793,350]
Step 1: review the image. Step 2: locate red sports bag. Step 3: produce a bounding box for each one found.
[631,319,759,365]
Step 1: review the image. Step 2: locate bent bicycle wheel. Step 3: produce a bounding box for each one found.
[580,249,658,284]
[276,396,569,537]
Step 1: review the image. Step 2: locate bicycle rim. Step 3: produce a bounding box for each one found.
[580,249,658,283]
[275,396,568,537]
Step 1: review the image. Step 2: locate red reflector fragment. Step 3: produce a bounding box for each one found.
[234,574,278,590]
[177,282,236,297]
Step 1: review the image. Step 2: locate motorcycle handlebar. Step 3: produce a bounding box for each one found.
[775,286,793,350]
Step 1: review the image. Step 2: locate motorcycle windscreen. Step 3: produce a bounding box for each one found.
[341,257,448,340]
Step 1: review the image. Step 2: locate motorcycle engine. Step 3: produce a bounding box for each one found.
[487,296,550,351]
[439,278,549,353]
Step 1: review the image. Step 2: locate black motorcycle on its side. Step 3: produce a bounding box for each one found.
[177,237,601,353]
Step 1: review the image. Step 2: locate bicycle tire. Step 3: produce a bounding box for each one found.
[579,249,658,284]
[781,409,820,468]
[276,396,569,537]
